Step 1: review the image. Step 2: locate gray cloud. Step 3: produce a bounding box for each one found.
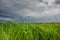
[0,0,60,22]
[55,0,60,4]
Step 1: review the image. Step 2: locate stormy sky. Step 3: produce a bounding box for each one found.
[0,0,60,22]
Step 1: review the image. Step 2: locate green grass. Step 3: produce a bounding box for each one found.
[0,22,60,40]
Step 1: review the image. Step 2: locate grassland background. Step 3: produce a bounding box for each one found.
[0,22,60,40]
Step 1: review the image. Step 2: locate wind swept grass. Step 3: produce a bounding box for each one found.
[0,22,60,40]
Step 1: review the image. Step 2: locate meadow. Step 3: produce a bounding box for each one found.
[0,22,60,40]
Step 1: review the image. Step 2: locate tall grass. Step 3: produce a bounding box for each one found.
[0,22,60,40]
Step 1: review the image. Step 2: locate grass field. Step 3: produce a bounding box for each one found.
[0,22,60,40]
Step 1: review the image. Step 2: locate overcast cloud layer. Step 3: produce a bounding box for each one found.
[0,0,60,22]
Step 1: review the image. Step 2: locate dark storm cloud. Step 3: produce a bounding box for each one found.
[55,0,60,4]
[38,0,43,2]
[0,8,24,21]
[1,0,26,21]
[1,0,42,22]
[0,9,12,18]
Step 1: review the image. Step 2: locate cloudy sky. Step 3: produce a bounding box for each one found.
[0,0,60,22]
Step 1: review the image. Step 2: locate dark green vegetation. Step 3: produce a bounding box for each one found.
[0,22,60,40]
